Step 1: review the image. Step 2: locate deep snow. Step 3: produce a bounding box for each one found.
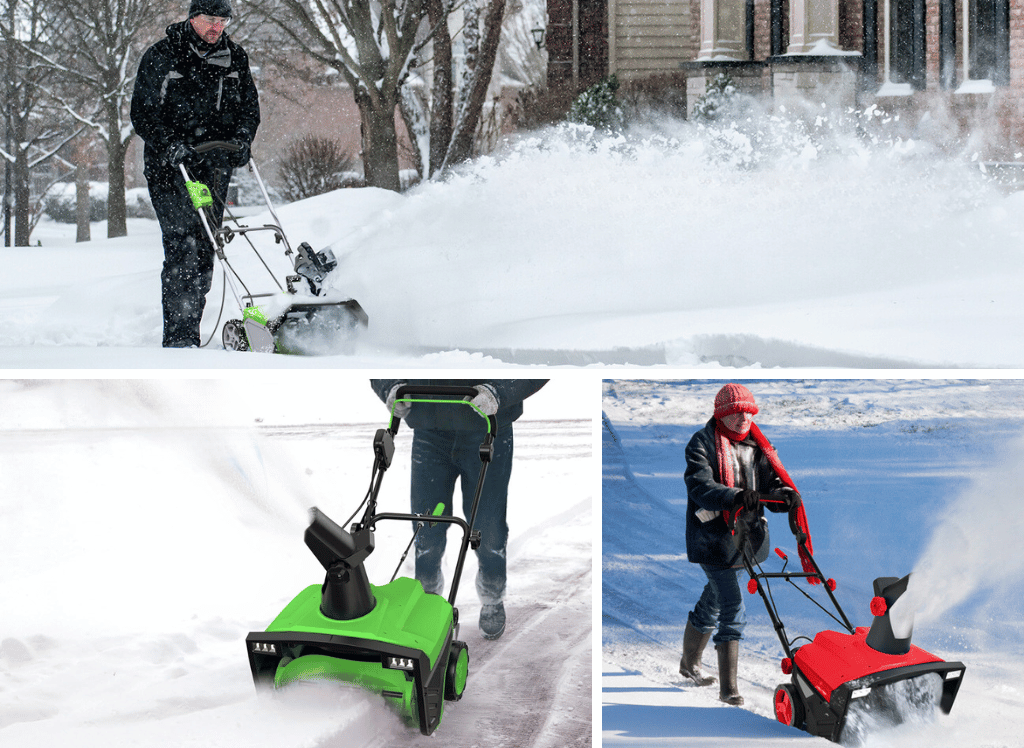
[3,115,1024,368]
[602,379,1024,747]
[0,376,594,747]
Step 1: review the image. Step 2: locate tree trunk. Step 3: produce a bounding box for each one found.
[76,154,90,243]
[105,99,128,238]
[13,144,30,247]
[106,139,127,238]
[356,87,402,192]
[426,0,453,177]
[443,0,507,169]
[399,84,429,179]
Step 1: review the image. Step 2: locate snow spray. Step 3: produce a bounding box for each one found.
[841,672,944,747]
[54,379,315,531]
[889,433,1024,637]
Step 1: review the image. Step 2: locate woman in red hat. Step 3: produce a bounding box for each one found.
[677,383,803,706]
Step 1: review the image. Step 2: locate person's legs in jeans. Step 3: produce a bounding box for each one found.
[689,564,746,644]
[454,424,513,607]
[409,428,460,595]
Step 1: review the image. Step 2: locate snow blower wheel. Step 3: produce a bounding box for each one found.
[444,641,469,701]
[774,683,803,728]
[246,386,498,736]
[222,319,249,351]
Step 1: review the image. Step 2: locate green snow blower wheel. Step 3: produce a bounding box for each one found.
[445,641,469,701]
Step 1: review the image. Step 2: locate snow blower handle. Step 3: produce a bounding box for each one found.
[388,385,499,449]
[192,140,243,156]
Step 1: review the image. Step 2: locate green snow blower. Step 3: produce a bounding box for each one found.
[180,141,367,355]
[245,385,496,735]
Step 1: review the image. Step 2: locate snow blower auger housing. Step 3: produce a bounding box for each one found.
[246,386,497,735]
[180,141,367,355]
[735,500,965,744]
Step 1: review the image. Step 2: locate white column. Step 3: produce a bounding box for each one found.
[788,0,840,53]
[698,0,747,59]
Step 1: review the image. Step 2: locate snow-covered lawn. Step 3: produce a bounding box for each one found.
[3,116,1023,368]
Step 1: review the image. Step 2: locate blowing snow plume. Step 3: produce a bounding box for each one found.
[889,432,1024,638]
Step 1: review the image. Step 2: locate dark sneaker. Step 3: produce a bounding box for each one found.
[480,602,506,640]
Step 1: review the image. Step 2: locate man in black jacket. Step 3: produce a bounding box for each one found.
[370,379,548,640]
[131,0,260,348]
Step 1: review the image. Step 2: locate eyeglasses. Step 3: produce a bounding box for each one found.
[196,14,230,27]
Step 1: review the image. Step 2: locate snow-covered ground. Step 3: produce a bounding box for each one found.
[3,115,1024,368]
[0,376,593,747]
[602,379,1024,747]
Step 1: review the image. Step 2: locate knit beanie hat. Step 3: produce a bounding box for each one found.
[713,383,759,420]
[189,0,232,18]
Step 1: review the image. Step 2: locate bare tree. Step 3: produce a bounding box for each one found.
[0,0,80,246]
[392,0,509,177]
[244,0,429,191]
[439,0,505,170]
[245,0,510,188]
[27,0,168,239]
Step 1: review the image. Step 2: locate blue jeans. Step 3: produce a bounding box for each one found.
[410,424,514,606]
[688,564,746,644]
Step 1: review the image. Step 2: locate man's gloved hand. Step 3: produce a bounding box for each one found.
[466,383,500,416]
[780,488,802,510]
[165,142,196,168]
[386,383,411,419]
[737,489,761,513]
[226,137,251,168]
[765,487,801,512]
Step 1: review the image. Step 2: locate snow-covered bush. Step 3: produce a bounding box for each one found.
[567,75,623,130]
[691,73,738,122]
[43,183,156,222]
[42,182,106,223]
[617,73,689,122]
[277,135,360,202]
[126,188,156,219]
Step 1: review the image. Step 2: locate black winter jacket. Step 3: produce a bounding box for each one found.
[683,418,788,568]
[131,21,260,183]
[370,380,548,432]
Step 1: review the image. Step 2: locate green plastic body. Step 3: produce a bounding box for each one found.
[185,180,213,210]
[243,305,270,325]
[248,576,455,733]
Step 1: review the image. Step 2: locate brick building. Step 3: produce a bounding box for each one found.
[545,0,1024,155]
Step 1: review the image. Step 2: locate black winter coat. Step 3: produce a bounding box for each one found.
[370,380,548,432]
[131,21,260,185]
[683,418,788,568]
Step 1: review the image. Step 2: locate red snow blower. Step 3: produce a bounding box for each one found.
[735,500,965,745]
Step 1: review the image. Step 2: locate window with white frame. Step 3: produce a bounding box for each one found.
[886,0,926,89]
[938,0,1009,88]
[967,0,1010,83]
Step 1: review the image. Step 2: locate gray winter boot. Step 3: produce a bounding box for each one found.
[716,640,744,705]
[678,622,716,686]
[480,602,506,640]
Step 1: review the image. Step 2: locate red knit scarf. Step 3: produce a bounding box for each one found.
[716,419,817,581]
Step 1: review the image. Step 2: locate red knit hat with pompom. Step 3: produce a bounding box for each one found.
[714,383,759,420]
